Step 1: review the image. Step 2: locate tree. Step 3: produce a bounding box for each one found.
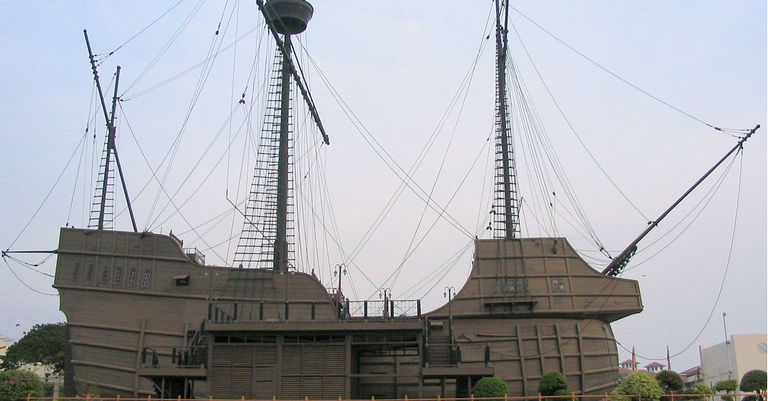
[716,379,739,401]
[611,373,664,401]
[472,377,509,398]
[539,372,570,396]
[0,370,44,401]
[656,371,684,394]
[0,323,66,372]
[685,383,713,401]
[740,370,767,393]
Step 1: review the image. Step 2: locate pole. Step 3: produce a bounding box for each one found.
[274,34,292,272]
[603,124,760,276]
[494,0,518,239]
[723,313,732,379]
[83,30,138,232]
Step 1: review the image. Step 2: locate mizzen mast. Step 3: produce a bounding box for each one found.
[492,0,521,239]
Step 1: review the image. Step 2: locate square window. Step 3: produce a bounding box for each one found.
[504,278,523,293]
[552,278,566,293]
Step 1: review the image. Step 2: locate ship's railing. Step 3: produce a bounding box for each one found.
[207,299,421,323]
[23,393,753,401]
[182,247,205,264]
[346,299,421,319]
[140,345,207,369]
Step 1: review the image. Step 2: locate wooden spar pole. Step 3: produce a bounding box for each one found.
[84,30,137,232]
[602,124,760,276]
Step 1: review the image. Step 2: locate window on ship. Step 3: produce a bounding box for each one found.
[100,266,109,284]
[114,266,123,285]
[72,263,80,281]
[141,269,151,288]
[128,268,137,286]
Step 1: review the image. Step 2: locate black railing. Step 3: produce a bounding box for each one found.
[141,345,207,369]
[207,299,421,323]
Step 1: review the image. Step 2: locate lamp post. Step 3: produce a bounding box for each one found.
[334,264,346,319]
[444,287,456,320]
[379,288,391,318]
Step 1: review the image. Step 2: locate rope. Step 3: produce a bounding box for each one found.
[617,150,745,364]
[2,258,57,296]
[509,5,733,134]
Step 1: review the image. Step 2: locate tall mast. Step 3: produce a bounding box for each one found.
[493,0,520,239]
[234,0,320,271]
[84,30,138,232]
[274,34,292,272]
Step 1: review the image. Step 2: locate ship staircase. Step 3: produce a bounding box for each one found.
[422,318,493,398]
[138,320,209,399]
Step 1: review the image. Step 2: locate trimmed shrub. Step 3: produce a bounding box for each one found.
[472,377,509,398]
[539,372,570,396]
[716,379,739,401]
[0,370,44,401]
[611,372,664,401]
[685,383,713,401]
[740,370,767,393]
[656,371,684,394]
[553,388,573,397]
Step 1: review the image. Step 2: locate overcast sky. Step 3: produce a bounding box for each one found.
[0,1,765,374]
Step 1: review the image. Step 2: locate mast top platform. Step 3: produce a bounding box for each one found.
[264,0,314,35]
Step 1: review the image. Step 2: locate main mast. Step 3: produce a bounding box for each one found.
[234,0,317,271]
[492,0,520,239]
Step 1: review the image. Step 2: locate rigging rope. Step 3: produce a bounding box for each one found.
[509,5,735,135]
[99,0,187,62]
[617,150,745,362]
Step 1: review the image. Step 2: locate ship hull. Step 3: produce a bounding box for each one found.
[54,228,641,398]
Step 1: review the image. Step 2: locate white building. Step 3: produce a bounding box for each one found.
[0,336,9,365]
[700,333,767,388]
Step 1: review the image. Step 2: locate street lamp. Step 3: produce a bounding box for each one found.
[334,264,346,319]
[379,288,392,318]
[444,287,456,320]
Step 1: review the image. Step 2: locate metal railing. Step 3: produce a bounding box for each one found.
[346,299,421,319]
[141,346,207,369]
[22,393,763,401]
[207,299,421,323]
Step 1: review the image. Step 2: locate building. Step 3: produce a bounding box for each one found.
[700,334,767,388]
[679,366,702,389]
[0,336,9,365]
[645,362,665,374]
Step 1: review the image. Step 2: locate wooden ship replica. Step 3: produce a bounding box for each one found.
[51,0,656,398]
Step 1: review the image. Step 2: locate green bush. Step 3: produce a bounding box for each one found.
[716,379,739,401]
[472,377,508,398]
[656,371,684,394]
[0,370,44,401]
[539,372,570,396]
[611,372,664,401]
[685,383,713,401]
[553,388,573,397]
[740,370,767,393]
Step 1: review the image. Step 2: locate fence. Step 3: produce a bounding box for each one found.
[21,393,763,401]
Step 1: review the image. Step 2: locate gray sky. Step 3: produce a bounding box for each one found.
[0,1,765,374]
